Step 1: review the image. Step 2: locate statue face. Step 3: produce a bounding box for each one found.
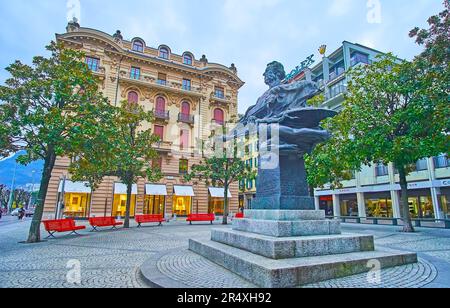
[264,68,281,88]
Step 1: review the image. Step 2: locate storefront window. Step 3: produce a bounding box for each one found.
[408,196,435,219]
[144,195,165,215]
[112,194,136,218]
[209,198,224,215]
[173,196,191,216]
[63,193,90,218]
[319,196,333,216]
[339,194,358,217]
[365,198,393,218]
[440,192,450,219]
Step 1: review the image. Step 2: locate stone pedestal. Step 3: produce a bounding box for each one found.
[189,210,418,288]
[253,153,315,210]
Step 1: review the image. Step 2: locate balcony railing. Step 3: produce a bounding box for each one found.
[213,119,225,126]
[178,113,195,124]
[154,110,170,120]
[326,84,347,100]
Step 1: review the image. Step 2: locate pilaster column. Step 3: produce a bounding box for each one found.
[357,192,366,218]
[333,194,341,217]
[390,190,401,218]
[431,187,443,220]
[314,196,320,211]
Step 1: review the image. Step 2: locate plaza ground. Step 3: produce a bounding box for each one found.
[0,216,449,288]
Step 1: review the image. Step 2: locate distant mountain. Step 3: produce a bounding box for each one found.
[0,152,44,188]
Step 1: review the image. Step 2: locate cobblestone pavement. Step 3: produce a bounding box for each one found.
[0,219,449,288]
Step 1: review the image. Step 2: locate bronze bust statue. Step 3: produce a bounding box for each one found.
[240,61,336,154]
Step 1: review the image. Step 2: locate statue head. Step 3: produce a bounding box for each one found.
[264,61,286,88]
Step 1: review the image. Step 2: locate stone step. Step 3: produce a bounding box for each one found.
[189,239,417,288]
[233,218,341,237]
[244,210,325,221]
[211,229,374,259]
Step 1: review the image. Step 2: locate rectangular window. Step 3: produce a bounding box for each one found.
[86,57,100,72]
[247,179,253,190]
[154,125,164,140]
[182,79,191,91]
[215,87,225,99]
[130,67,141,80]
[157,73,167,86]
[351,52,369,67]
[180,129,190,150]
[152,157,163,170]
[179,159,189,174]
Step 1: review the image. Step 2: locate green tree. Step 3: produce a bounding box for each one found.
[184,131,256,225]
[0,185,10,211]
[305,54,449,232]
[306,93,325,107]
[0,42,112,243]
[69,100,162,228]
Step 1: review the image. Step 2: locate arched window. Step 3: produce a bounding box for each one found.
[128,91,139,104]
[181,102,190,115]
[159,47,169,59]
[183,54,193,65]
[132,40,144,53]
[213,108,224,125]
[156,97,166,112]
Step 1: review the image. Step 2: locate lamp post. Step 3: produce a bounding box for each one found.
[6,161,18,214]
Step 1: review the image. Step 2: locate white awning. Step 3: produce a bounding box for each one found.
[58,180,91,194]
[114,183,138,195]
[209,187,232,198]
[173,185,195,197]
[145,184,168,196]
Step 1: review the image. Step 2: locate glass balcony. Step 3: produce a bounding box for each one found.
[434,155,449,169]
[326,84,347,100]
[351,53,370,67]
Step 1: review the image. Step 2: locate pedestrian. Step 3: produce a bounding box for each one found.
[18,206,25,221]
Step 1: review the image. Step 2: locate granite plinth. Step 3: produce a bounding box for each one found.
[189,238,418,288]
[232,218,341,237]
[244,210,325,221]
[211,229,374,259]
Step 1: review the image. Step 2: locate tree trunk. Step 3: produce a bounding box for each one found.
[398,164,415,233]
[27,150,57,243]
[124,183,132,229]
[222,183,229,225]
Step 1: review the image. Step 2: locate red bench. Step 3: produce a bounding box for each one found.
[42,219,86,239]
[187,214,215,225]
[89,217,123,232]
[135,214,165,227]
[235,212,244,219]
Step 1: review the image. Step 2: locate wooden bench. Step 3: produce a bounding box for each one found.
[89,217,123,232]
[42,219,86,239]
[187,214,215,225]
[135,214,165,227]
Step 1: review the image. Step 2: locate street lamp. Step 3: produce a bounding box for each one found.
[6,161,18,213]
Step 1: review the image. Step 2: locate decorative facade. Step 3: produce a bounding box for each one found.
[42,21,245,220]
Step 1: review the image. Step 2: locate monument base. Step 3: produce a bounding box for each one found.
[189,210,418,287]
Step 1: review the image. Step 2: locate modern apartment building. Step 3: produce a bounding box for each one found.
[43,20,245,220]
[240,41,450,221]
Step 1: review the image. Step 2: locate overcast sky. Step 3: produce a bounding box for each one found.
[0,0,443,113]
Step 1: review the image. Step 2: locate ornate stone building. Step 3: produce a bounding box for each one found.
[43,20,245,220]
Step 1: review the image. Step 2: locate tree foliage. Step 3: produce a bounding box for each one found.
[184,134,256,225]
[69,100,163,228]
[305,52,449,232]
[0,42,112,242]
